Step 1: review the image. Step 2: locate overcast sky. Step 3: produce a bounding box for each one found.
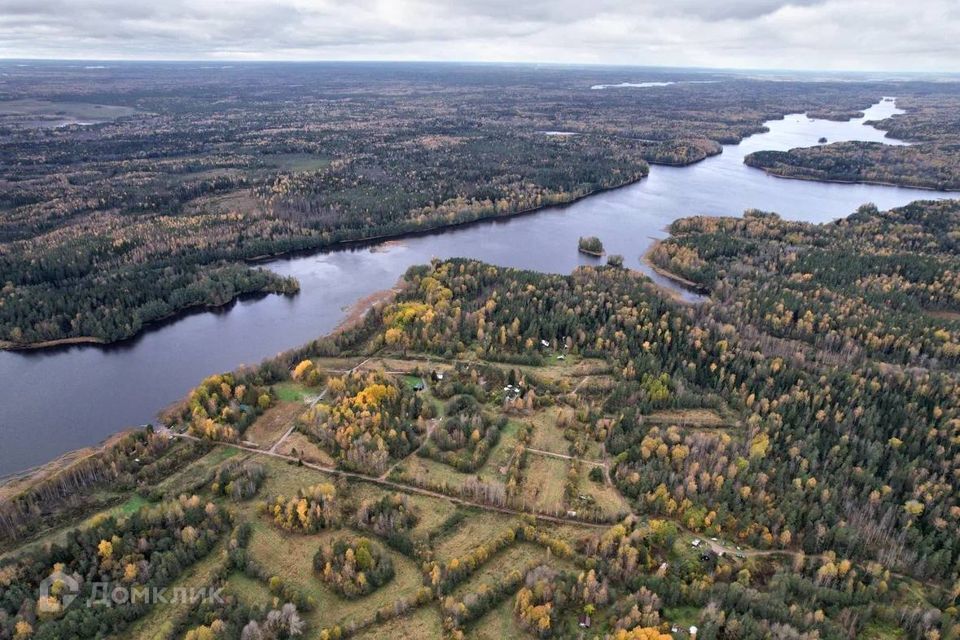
[1,0,958,72]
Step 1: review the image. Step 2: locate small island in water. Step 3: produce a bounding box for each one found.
[578,235,604,256]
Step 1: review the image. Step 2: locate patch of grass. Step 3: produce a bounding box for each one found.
[477,419,522,478]
[246,520,424,631]
[226,571,275,608]
[124,541,227,640]
[243,401,305,448]
[432,511,519,562]
[450,542,567,599]
[643,408,731,429]
[470,594,531,640]
[350,605,444,640]
[274,381,309,403]
[276,432,336,467]
[521,455,568,514]
[861,620,906,639]
[257,456,337,498]
[664,605,700,629]
[528,407,572,456]
[394,453,483,491]
[117,494,149,515]
[577,470,629,519]
[402,374,424,390]
[154,446,243,495]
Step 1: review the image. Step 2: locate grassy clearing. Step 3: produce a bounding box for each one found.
[521,455,568,514]
[246,520,424,633]
[528,407,571,456]
[226,571,275,608]
[451,542,560,599]
[273,381,310,403]
[154,446,243,495]
[258,456,336,497]
[244,401,305,448]
[276,432,336,466]
[394,453,481,490]
[402,374,424,390]
[312,356,365,371]
[578,471,630,519]
[123,542,227,640]
[370,356,453,374]
[350,605,444,640]
[664,605,700,630]
[469,594,531,640]
[644,408,730,428]
[432,511,520,562]
[477,419,522,477]
[861,620,906,639]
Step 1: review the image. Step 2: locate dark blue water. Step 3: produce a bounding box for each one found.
[1,98,957,475]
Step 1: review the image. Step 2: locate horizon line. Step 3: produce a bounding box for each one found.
[2,57,959,77]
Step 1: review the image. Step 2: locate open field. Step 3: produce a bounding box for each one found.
[521,455,569,514]
[243,401,307,448]
[275,431,336,466]
[643,408,733,429]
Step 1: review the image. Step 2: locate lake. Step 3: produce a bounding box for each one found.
[1,97,958,476]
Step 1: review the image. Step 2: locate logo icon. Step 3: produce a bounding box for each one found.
[38,569,80,614]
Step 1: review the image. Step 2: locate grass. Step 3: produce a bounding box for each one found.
[117,494,149,515]
[528,407,603,461]
[257,456,337,497]
[154,446,243,496]
[246,520,424,634]
[477,419,523,477]
[664,605,701,630]
[861,620,906,639]
[432,511,520,562]
[274,381,310,402]
[226,571,275,608]
[521,455,568,514]
[244,401,305,448]
[276,432,336,466]
[643,408,731,429]
[394,453,483,491]
[402,374,424,390]
[470,594,532,640]
[450,542,567,599]
[577,470,630,519]
[122,541,227,640]
[350,605,444,640]
[528,407,572,456]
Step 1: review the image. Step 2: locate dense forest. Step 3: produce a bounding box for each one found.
[745,141,960,190]
[2,61,943,346]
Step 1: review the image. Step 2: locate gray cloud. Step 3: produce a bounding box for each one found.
[0,0,957,72]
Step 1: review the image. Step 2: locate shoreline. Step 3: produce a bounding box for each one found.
[744,161,959,193]
[332,284,402,335]
[0,171,654,353]
[0,288,296,354]
[641,240,710,301]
